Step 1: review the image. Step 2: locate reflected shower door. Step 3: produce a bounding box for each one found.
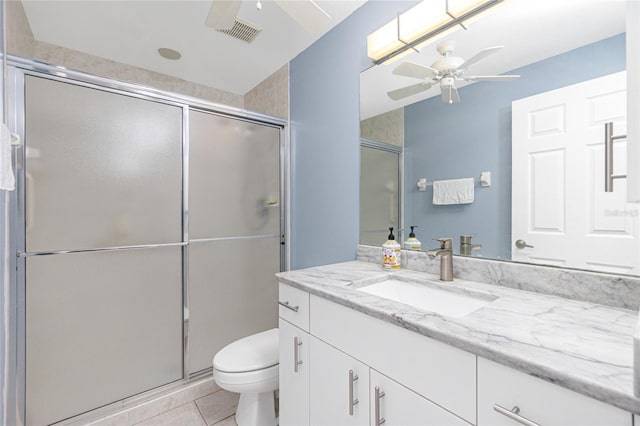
[360,143,401,246]
[188,110,281,374]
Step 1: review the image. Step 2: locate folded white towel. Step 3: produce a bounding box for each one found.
[0,124,16,191]
[432,177,474,205]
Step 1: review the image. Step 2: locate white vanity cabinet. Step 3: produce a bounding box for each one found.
[309,336,369,425]
[477,358,632,426]
[369,369,469,426]
[278,284,310,426]
[278,282,634,426]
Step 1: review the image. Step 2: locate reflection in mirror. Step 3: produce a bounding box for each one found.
[360,140,402,246]
[359,0,638,275]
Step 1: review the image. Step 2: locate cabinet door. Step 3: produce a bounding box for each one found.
[310,336,369,425]
[369,370,469,426]
[279,318,310,426]
[478,358,631,426]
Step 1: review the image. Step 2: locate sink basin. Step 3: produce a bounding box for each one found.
[357,278,496,318]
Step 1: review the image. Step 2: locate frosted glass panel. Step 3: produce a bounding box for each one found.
[24,76,183,252]
[360,146,400,246]
[188,238,279,373]
[189,111,280,238]
[26,247,183,425]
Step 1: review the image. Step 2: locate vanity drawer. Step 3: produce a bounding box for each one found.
[478,357,631,426]
[310,295,476,424]
[278,282,310,331]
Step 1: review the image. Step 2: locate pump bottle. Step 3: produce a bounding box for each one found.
[382,227,401,270]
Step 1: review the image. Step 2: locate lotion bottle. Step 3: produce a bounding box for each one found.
[404,226,422,250]
[382,227,401,270]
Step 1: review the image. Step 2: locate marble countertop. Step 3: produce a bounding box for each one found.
[276,261,640,414]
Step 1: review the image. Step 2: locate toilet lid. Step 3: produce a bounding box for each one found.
[213,328,279,373]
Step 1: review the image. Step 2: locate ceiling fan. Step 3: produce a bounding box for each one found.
[387,40,520,104]
[205,0,331,34]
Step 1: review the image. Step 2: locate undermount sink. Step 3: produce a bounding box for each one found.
[357,277,497,318]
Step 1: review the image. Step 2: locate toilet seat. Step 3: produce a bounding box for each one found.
[213,328,279,373]
[214,364,279,394]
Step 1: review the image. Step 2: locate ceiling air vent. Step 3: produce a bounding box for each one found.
[217,18,262,44]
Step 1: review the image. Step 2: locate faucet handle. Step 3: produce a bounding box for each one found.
[433,238,453,249]
[460,234,476,244]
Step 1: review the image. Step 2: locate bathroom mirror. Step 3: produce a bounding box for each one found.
[359,0,637,275]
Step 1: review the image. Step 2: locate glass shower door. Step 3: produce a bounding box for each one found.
[188,110,281,374]
[23,75,184,425]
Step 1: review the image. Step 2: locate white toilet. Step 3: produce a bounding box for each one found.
[213,328,279,426]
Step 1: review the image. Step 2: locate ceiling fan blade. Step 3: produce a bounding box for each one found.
[457,46,503,70]
[464,75,520,82]
[441,85,460,104]
[387,82,432,101]
[393,62,438,80]
[274,0,331,33]
[205,0,241,30]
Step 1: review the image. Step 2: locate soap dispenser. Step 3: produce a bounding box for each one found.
[404,226,422,251]
[382,227,401,270]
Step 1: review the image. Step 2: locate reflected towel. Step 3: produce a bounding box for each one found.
[0,124,15,191]
[432,178,474,205]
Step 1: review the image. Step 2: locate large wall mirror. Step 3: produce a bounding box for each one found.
[360,0,639,275]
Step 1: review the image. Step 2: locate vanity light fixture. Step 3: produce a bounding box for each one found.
[367,0,507,65]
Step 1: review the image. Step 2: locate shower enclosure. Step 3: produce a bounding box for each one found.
[7,61,285,425]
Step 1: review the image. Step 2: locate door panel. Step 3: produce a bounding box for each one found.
[24,76,183,252]
[188,237,279,373]
[189,110,281,239]
[512,72,638,273]
[26,247,183,426]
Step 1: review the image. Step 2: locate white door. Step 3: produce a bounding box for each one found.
[279,318,310,426]
[512,72,639,274]
[310,336,369,425]
[369,369,468,426]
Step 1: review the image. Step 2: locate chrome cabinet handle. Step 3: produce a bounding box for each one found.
[279,300,299,312]
[493,404,540,426]
[348,370,359,416]
[293,337,303,373]
[604,122,627,192]
[375,386,386,425]
[515,239,534,249]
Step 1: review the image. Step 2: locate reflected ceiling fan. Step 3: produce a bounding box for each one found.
[388,40,520,104]
[205,0,331,34]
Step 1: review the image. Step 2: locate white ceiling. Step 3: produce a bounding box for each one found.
[360,0,627,120]
[21,0,367,95]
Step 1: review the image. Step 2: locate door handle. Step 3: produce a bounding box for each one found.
[293,337,303,373]
[515,239,533,249]
[604,122,627,192]
[348,370,359,416]
[493,404,540,426]
[374,386,385,425]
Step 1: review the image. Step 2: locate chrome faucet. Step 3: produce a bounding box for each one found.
[426,238,453,281]
[460,234,483,256]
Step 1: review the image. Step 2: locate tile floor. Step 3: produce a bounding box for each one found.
[133,389,239,426]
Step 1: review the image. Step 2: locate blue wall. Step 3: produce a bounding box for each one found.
[404,34,626,259]
[289,1,418,269]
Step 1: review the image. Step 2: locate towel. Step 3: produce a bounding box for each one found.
[432,178,474,205]
[0,124,15,191]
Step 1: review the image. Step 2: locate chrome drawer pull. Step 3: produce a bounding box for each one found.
[493,404,540,426]
[375,386,385,425]
[348,370,359,416]
[293,337,303,373]
[279,300,300,312]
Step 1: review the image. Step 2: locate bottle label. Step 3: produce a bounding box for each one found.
[382,247,401,269]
